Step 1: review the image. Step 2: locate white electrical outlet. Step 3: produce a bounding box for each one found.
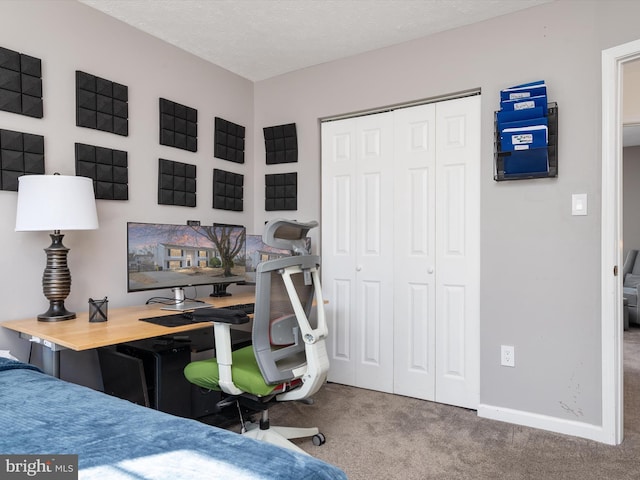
[501,345,515,367]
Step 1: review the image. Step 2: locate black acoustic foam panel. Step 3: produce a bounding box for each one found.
[0,46,43,118]
[158,158,196,207]
[159,98,197,152]
[213,169,243,211]
[265,172,297,211]
[215,117,245,164]
[263,123,297,164]
[0,128,44,191]
[76,71,128,136]
[75,143,128,200]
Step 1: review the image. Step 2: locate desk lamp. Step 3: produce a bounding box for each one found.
[15,174,99,321]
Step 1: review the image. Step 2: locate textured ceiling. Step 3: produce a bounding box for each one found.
[79,0,552,81]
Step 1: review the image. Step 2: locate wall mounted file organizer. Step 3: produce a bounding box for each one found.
[0,46,43,118]
[76,71,128,136]
[158,158,196,207]
[494,81,557,181]
[213,168,243,211]
[215,117,245,164]
[75,143,128,200]
[0,128,44,191]
[159,98,197,152]
[265,172,297,211]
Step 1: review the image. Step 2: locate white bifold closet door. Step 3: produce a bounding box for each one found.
[321,95,480,410]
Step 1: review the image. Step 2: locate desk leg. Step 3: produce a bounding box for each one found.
[42,347,61,378]
[18,333,64,378]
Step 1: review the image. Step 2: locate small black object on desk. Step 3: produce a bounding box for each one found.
[88,296,108,322]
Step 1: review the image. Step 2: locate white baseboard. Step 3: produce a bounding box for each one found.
[477,404,610,444]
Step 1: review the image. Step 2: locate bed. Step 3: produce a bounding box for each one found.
[0,357,347,479]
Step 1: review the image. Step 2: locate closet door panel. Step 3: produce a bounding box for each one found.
[322,112,394,393]
[434,96,481,409]
[354,112,394,392]
[322,120,357,386]
[393,103,437,400]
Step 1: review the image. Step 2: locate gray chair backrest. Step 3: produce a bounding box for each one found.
[263,218,317,255]
[252,254,320,385]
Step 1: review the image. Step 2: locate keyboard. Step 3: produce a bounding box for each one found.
[139,303,255,327]
[139,311,201,327]
[222,303,255,315]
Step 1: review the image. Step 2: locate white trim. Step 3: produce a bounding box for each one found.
[320,88,480,123]
[601,38,640,446]
[478,404,604,443]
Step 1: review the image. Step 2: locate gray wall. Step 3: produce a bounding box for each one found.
[252,0,640,430]
[2,0,640,434]
[0,1,254,382]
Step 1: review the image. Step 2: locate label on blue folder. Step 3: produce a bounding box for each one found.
[500,95,548,113]
[512,134,534,147]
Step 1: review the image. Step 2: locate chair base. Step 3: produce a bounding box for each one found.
[243,422,320,455]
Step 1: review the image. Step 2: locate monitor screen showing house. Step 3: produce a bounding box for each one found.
[127,222,246,293]
[244,234,310,283]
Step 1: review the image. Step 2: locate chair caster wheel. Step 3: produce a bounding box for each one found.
[312,433,326,446]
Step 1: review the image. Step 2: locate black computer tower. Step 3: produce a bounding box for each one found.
[191,384,222,418]
[117,339,192,418]
[98,347,150,408]
[187,326,252,419]
[98,327,253,420]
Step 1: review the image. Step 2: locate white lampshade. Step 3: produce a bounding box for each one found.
[15,175,99,232]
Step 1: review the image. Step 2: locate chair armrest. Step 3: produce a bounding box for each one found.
[191,308,249,396]
[192,307,250,324]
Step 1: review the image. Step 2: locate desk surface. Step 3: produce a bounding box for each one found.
[1,291,255,351]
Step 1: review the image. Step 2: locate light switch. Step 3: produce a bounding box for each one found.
[572,193,587,216]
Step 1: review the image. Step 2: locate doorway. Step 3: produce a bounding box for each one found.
[601,37,640,446]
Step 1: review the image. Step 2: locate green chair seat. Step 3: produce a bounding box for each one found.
[183,345,276,397]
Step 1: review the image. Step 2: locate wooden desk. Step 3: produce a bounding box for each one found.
[1,291,255,376]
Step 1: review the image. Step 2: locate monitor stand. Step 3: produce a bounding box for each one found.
[160,287,210,312]
[210,283,231,297]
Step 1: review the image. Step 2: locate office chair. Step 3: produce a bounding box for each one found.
[184,219,329,454]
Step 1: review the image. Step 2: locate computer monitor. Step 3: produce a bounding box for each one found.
[244,233,311,283]
[127,222,246,309]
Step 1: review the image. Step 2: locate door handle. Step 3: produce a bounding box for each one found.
[356,265,362,272]
[427,267,434,274]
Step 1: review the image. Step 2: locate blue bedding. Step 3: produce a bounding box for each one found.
[0,358,346,479]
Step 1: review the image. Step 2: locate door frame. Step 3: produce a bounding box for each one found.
[601,37,640,446]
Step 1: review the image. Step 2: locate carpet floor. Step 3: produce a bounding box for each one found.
[260,327,640,479]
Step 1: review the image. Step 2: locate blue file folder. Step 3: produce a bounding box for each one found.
[499,116,548,132]
[503,148,548,175]
[500,94,548,114]
[500,124,548,151]
[500,80,546,101]
[496,107,545,130]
